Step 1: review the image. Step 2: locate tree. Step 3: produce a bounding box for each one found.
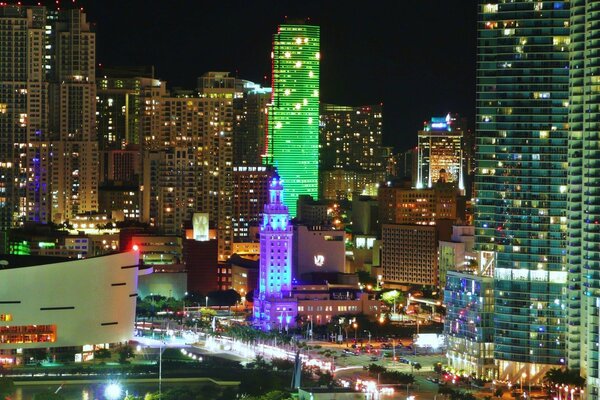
[33,390,65,400]
[94,348,111,362]
[207,289,241,306]
[0,378,14,400]
[246,391,293,400]
[493,387,503,398]
[433,362,443,374]
[118,344,135,363]
[25,348,48,362]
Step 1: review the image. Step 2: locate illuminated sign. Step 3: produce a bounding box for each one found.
[193,213,209,242]
[314,254,325,267]
[430,122,447,129]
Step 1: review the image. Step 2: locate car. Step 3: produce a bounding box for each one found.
[399,358,410,364]
[370,356,379,361]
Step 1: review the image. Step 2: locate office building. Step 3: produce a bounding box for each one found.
[265,22,320,217]
[416,114,464,191]
[438,225,476,290]
[378,181,459,225]
[444,251,495,379]
[320,170,385,201]
[381,223,444,287]
[292,225,345,279]
[476,1,569,382]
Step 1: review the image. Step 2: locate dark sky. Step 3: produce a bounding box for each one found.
[79,0,477,152]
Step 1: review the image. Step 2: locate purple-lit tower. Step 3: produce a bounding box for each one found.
[253,173,298,330]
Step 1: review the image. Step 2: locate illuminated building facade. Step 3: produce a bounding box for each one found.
[568,1,600,395]
[444,255,495,379]
[265,22,320,217]
[232,165,274,241]
[417,114,464,191]
[50,9,99,223]
[319,104,385,200]
[254,174,298,329]
[234,81,271,166]
[378,181,458,225]
[0,251,144,365]
[139,72,235,261]
[0,6,52,251]
[381,224,441,287]
[476,1,569,382]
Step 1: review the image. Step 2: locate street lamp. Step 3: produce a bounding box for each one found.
[353,323,358,342]
[205,296,209,308]
[364,330,372,346]
[521,372,526,396]
[104,383,122,400]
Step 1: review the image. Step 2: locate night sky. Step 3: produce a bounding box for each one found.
[79,0,477,152]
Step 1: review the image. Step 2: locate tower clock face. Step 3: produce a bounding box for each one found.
[314,254,325,267]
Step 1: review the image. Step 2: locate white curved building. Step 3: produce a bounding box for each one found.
[0,251,148,365]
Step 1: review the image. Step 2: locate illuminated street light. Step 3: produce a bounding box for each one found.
[104,383,122,400]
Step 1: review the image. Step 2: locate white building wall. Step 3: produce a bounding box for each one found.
[0,251,142,350]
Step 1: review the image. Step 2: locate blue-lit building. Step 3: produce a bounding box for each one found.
[444,265,495,379]
[475,0,569,383]
[253,174,298,330]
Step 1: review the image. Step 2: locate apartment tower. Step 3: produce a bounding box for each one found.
[475,1,569,382]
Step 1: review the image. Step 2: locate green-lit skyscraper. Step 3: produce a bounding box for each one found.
[265,22,320,216]
[475,1,569,383]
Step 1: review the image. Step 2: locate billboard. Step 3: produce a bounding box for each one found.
[193,213,209,241]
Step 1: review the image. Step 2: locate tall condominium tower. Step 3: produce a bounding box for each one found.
[265,22,320,217]
[569,0,600,394]
[475,1,569,382]
[0,6,97,250]
[0,6,50,251]
[50,8,98,222]
[233,80,271,166]
[197,72,235,262]
[319,104,385,200]
[416,114,465,191]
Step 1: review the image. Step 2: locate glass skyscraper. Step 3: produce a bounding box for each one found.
[265,22,320,217]
[475,0,569,382]
[569,1,600,395]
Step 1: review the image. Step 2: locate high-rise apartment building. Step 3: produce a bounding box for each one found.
[232,165,274,241]
[0,5,99,250]
[139,72,236,261]
[265,22,320,217]
[50,9,98,223]
[568,1,600,394]
[233,81,271,166]
[476,1,569,382]
[197,72,235,261]
[0,6,50,252]
[319,104,385,200]
[320,104,384,171]
[417,114,464,191]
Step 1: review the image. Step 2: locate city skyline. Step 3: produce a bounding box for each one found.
[76,0,478,151]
